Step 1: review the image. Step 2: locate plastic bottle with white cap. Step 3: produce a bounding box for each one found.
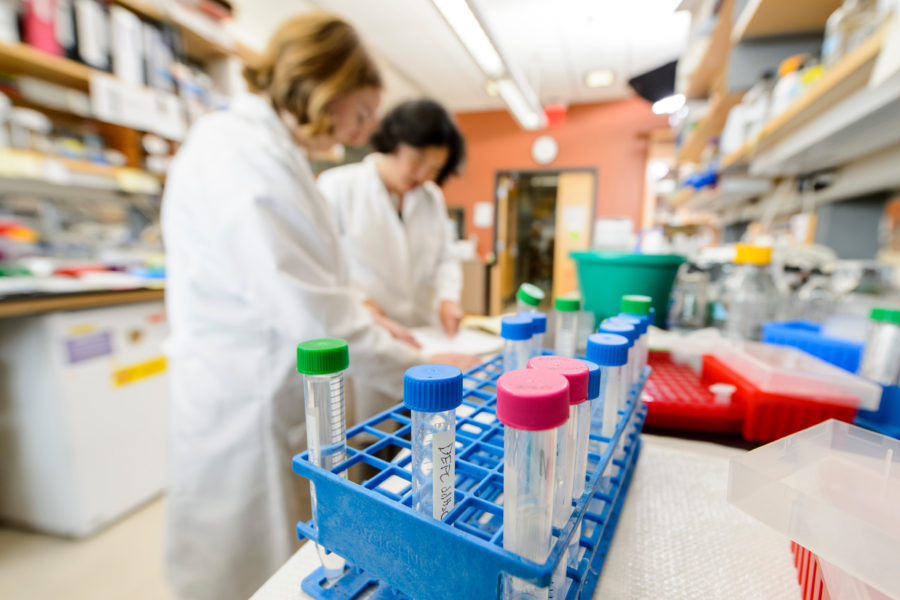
[297,338,350,582]
[586,333,630,447]
[403,364,464,521]
[526,355,589,597]
[496,369,570,600]
[502,315,533,373]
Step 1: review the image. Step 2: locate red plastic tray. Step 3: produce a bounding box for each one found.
[643,352,743,434]
[702,354,857,443]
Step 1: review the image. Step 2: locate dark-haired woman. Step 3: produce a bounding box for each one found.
[318,99,466,341]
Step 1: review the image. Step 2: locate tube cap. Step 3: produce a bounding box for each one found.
[297,338,349,375]
[621,295,652,315]
[403,364,463,413]
[526,356,590,404]
[501,315,533,341]
[615,313,646,335]
[734,244,772,265]
[598,320,636,346]
[583,360,601,400]
[871,307,900,325]
[531,312,547,334]
[517,283,544,307]
[586,333,629,366]
[555,296,581,312]
[496,369,569,431]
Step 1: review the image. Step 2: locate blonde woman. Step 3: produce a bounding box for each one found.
[162,14,477,600]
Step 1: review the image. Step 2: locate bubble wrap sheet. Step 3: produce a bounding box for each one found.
[250,435,800,600]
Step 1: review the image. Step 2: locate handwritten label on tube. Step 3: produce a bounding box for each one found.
[432,430,455,520]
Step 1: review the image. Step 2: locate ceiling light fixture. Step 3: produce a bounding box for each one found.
[432,0,546,130]
[584,69,615,88]
[484,80,499,97]
[652,93,686,115]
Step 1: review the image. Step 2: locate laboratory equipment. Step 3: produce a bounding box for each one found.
[554,296,580,358]
[516,282,544,312]
[721,244,778,341]
[615,313,648,373]
[858,307,900,386]
[621,294,652,369]
[496,368,569,600]
[762,320,863,373]
[8,107,52,152]
[729,419,900,599]
[709,383,736,405]
[570,250,685,328]
[291,352,648,600]
[297,338,350,582]
[571,359,600,569]
[822,0,885,67]
[668,265,711,330]
[531,312,547,357]
[598,319,636,394]
[587,333,629,444]
[403,364,463,521]
[0,301,168,537]
[501,315,533,372]
[526,355,590,586]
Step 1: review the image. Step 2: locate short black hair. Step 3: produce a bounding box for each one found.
[370,99,465,186]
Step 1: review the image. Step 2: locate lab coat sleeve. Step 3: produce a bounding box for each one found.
[211,152,423,396]
[315,168,345,234]
[430,186,463,305]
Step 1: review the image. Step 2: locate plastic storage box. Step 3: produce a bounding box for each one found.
[762,320,864,373]
[855,384,900,440]
[728,420,900,599]
[791,542,892,600]
[292,355,650,600]
[570,250,685,328]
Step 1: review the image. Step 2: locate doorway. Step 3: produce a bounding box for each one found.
[492,169,596,313]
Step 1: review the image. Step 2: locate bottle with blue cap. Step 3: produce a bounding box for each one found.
[598,319,637,398]
[614,313,648,377]
[297,338,350,582]
[530,312,547,358]
[554,296,581,357]
[501,315,533,372]
[404,364,464,520]
[586,333,629,446]
[566,359,600,570]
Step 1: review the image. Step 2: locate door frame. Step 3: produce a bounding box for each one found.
[491,167,598,310]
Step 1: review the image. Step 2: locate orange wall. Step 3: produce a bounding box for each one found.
[444,97,667,258]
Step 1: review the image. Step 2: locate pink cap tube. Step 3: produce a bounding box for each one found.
[496,369,569,431]
[526,356,590,405]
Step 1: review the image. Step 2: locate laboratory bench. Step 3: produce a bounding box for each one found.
[250,434,802,600]
[0,288,165,319]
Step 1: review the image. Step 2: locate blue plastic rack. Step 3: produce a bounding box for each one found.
[293,355,649,600]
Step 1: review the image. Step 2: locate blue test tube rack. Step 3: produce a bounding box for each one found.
[292,354,650,600]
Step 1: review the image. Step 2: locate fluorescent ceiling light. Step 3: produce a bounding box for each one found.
[484,80,499,97]
[652,93,685,115]
[497,78,546,130]
[432,0,505,77]
[585,69,615,88]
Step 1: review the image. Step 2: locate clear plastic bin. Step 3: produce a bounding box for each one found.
[729,420,900,599]
[711,341,882,411]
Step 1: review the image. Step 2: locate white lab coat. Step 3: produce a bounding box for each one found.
[161,94,422,600]
[317,154,462,328]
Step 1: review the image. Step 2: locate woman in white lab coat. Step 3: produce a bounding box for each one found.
[162,14,476,600]
[317,99,466,338]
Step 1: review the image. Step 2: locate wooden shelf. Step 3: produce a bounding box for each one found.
[678,91,744,163]
[0,288,165,319]
[0,149,163,194]
[0,42,91,90]
[720,25,888,175]
[732,0,842,42]
[685,0,734,99]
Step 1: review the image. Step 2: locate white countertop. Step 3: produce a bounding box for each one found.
[251,434,800,600]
